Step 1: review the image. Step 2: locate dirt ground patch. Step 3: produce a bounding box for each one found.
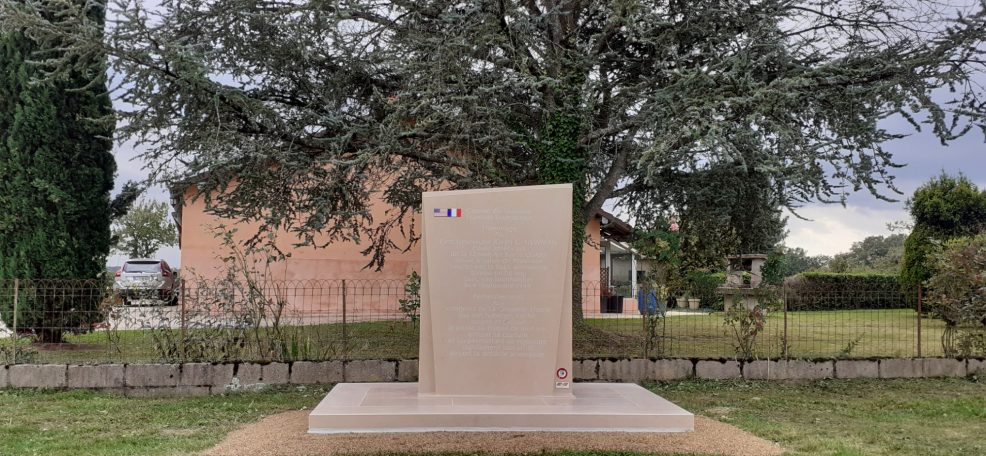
[201,410,785,456]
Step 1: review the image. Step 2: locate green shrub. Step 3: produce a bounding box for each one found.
[926,231,986,356]
[399,271,421,323]
[900,226,937,292]
[761,250,785,285]
[686,271,725,309]
[901,173,986,291]
[908,173,986,233]
[784,272,908,310]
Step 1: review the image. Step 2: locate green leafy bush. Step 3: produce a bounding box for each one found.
[723,305,766,359]
[686,271,725,309]
[901,173,986,291]
[908,173,986,233]
[926,232,986,356]
[399,271,421,323]
[761,250,786,285]
[900,226,938,292]
[784,273,908,310]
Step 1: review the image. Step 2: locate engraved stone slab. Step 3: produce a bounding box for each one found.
[309,184,694,434]
[419,184,573,397]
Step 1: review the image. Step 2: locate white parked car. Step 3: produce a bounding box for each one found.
[113,259,179,306]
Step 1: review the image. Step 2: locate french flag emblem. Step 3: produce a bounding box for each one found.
[433,208,463,218]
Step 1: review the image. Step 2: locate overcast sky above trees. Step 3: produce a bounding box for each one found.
[786,112,985,257]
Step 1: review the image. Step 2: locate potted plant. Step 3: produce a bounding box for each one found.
[665,270,687,309]
[679,290,696,310]
[688,296,701,310]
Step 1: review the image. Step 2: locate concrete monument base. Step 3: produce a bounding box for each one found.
[309,383,694,433]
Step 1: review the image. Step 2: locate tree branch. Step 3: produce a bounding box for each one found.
[583,139,632,217]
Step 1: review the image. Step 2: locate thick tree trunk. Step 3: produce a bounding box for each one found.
[535,110,590,328]
[571,207,587,328]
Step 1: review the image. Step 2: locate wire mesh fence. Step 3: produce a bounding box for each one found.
[0,277,958,365]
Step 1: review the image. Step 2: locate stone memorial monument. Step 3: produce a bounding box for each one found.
[309,184,693,433]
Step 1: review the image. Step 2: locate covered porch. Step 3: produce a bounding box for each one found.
[594,210,652,314]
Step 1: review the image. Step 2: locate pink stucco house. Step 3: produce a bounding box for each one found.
[170,184,644,318]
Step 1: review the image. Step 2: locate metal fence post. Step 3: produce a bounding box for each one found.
[180,278,187,359]
[917,285,923,358]
[782,283,788,359]
[341,279,348,359]
[639,285,647,358]
[12,278,18,364]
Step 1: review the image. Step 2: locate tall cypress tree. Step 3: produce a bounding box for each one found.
[0,3,115,342]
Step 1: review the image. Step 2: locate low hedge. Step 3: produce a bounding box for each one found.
[783,272,911,310]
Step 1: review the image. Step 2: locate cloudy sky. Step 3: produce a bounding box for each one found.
[785,114,985,257]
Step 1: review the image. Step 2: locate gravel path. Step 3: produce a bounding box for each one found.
[202,411,785,456]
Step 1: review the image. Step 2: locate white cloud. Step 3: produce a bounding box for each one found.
[785,203,907,256]
[108,245,180,268]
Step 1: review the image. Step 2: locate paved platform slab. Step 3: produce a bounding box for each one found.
[309,382,693,433]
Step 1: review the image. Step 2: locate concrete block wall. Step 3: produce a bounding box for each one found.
[0,357,982,395]
[695,360,742,379]
[743,360,834,380]
[9,364,66,389]
[0,361,387,396]
[969,358,985,375]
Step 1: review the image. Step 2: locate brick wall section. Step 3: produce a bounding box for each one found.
[0,358,980,394]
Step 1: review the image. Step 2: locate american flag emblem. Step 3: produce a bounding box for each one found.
[433,208,463,218]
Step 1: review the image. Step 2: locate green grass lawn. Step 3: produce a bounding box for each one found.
[0,385,331,456]
[1,378,983,456]
[2,309,946,364]
[661,378,986,455]
[583,309,946,359]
